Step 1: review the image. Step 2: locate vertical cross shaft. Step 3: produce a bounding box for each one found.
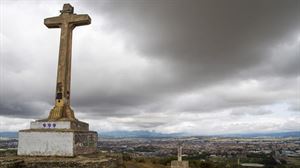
[44,4,91,120]
[178,145,182,161]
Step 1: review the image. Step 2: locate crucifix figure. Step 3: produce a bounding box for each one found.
[45,4,91,120]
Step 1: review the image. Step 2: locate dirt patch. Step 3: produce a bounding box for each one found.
[0,151,124,168]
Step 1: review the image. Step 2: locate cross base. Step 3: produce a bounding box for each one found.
[171,161,189,168]
[18,129,97,156]
[48,105,75,120]
[31,120,89,131]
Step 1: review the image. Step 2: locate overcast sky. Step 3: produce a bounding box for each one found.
[0,0,299,135]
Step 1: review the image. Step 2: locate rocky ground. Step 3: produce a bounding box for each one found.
[0,150,124,168]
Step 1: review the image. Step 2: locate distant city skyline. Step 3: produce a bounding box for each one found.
[0,0,299,134]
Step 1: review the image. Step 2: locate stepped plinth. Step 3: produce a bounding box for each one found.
[18,118,97,156]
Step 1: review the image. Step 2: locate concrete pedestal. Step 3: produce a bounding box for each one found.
[18,120,98,156]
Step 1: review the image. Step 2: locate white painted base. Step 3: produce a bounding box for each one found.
[17,130,97,156]
[18,131,74,156]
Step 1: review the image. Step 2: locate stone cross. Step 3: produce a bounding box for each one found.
[178,143,183,161]
[44,4,91,120]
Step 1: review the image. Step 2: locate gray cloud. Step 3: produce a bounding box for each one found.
[83,0,300,80]
[288,100,300,112]
[230,108,272,117]
[0,0,299,133]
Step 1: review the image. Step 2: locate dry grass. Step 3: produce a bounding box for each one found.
[124,160,168,168]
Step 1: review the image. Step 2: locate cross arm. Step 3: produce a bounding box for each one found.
[44,16,62,28]
[70,14,91,26]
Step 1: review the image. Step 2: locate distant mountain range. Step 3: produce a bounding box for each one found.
[99,130,184,138]
[0,130,184,139]
[0,132,18,138]
[218,131,300,138]
[1,131,300,139]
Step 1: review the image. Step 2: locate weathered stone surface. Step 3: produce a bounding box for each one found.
[45,3,91,121]
[74,132,98,155]
[17,4,98,157]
